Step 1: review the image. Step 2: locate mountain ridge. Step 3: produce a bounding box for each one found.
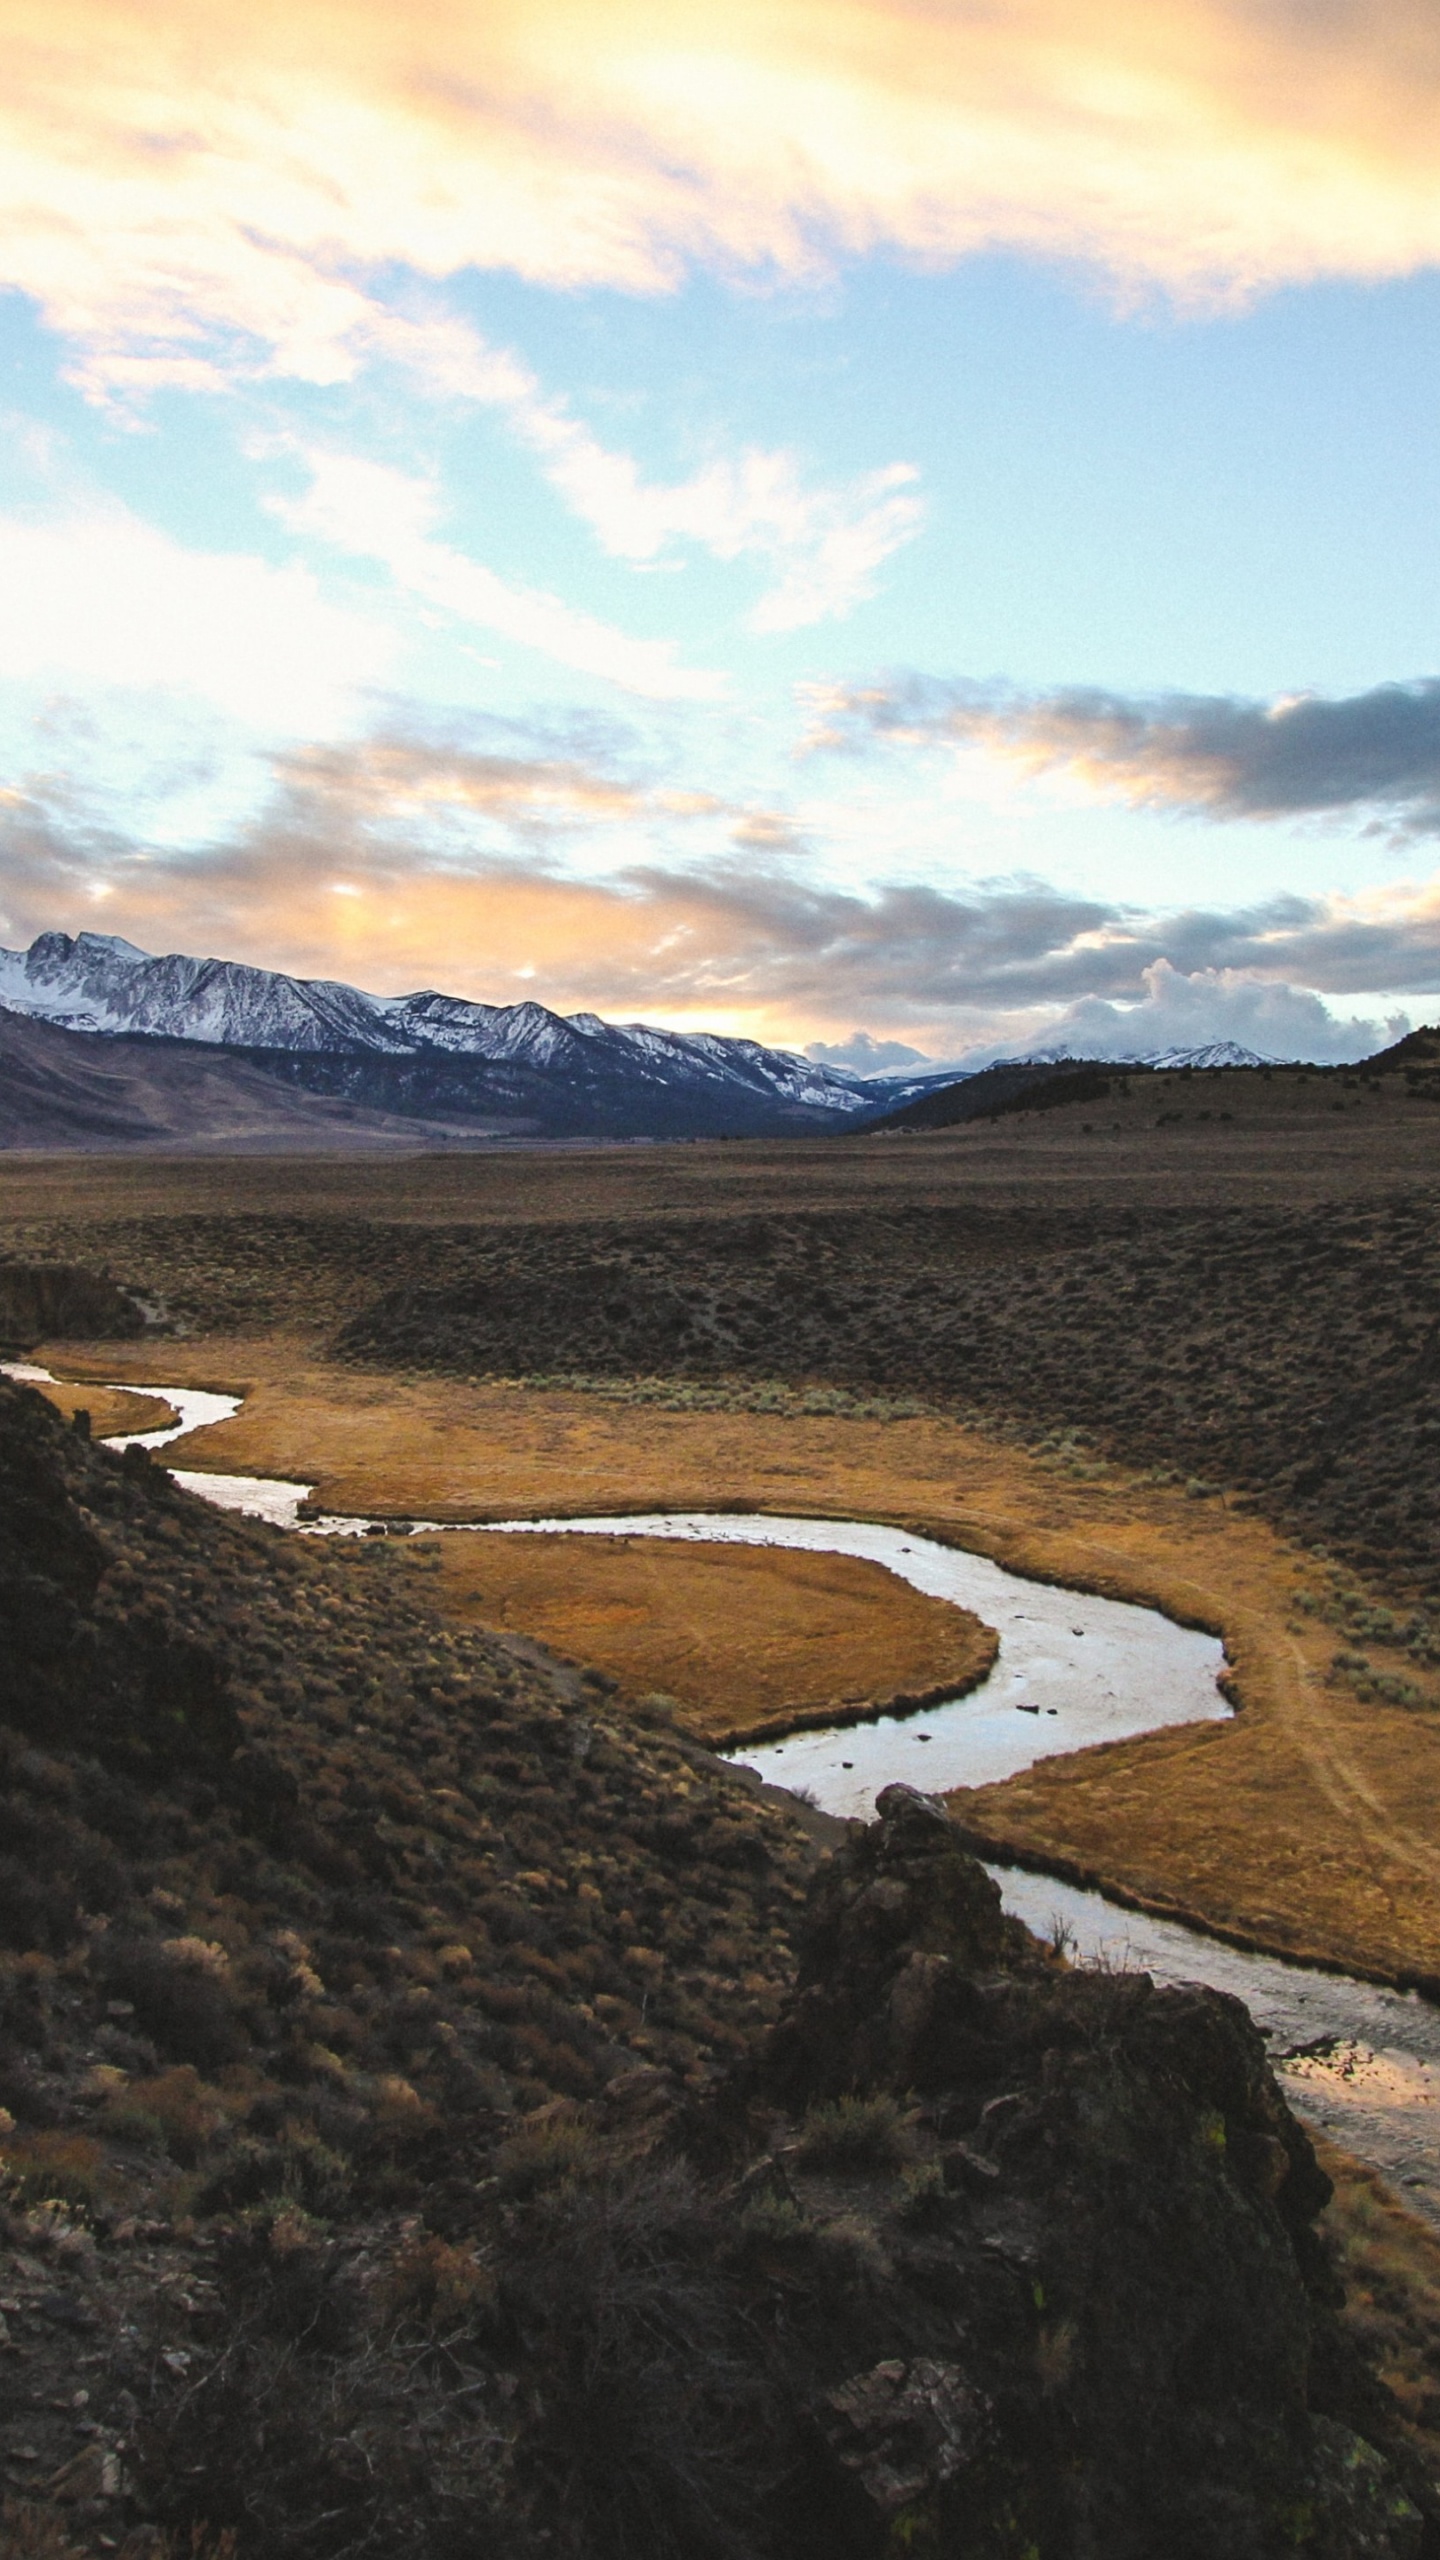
[0,931,868,1121]
[0,931,1343,1145]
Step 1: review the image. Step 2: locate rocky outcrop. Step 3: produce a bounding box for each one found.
[734,1785,1432,2559]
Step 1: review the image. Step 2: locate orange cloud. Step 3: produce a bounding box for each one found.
[5,0,1440,399]
[7,734,1440,1062]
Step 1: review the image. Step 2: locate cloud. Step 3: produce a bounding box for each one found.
[7,0,1440,421]
[0,504,390,731]
[811,673,1440,832]
[517,409,924,629]
[962,961,1412,1068]
[276,450,726,700]
[290,306,922,631]
[804,1029,931,1074]
[3,728,1440,1063]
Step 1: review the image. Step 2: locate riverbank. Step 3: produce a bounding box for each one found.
[25,1349,1439,2239]
[40,1330,1440,1994]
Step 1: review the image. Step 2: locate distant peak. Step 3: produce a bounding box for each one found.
[33,930,152,964]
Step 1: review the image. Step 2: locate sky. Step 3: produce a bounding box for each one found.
[4,3,1440,1065]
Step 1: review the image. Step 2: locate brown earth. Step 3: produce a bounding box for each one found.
[0,1055,1437,1232]
[5,1074,1440,1984]
[423,1530,997,1746]
[9,1097,1440,2552]
[32,1336,1440,1991]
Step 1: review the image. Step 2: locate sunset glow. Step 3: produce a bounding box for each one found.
[2,0,1440,1061]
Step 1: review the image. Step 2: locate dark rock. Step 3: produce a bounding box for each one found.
[746,1797,1425,2558]
[818,2356,989,2518]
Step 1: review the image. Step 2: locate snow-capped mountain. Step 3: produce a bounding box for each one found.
[972,1039,1279,1075]
[1123,1041,1278,1070]
[850,1039,1282,1115]
[0,932,869,1133]
[0,932,411,1054]
[0,935,1292,1143]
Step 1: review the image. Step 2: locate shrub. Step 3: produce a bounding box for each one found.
[734,2191,810,2247]
[101,1937,245,2071]
[896,2160,949,2225]
[0,1261,145,1346]
[0,2503,88,2560]
[107,2067,227,2165]
[0,1854,80,1952]
[378,2232,496,2329]
[0,2129,108,2210]
[514,2164,770,2560]
[794,2093,916,2172]
[495,2119,596,2199]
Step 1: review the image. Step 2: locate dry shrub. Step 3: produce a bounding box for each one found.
[105,2066,226,2165]
[371,2074,437,2138]
[0,1855,80,1954]
[495,2119,596,2199]
[102,1937,244,2072]
[1321,2143,1440,2461]
[794,2093,916,2172]
[514,2163,772,2560]
[0,2499,88,2559]
[131,2313,508,2560]
[379,2232,496,2329]
[511,2025,598,2097]
[0,2129,107,2210]
[0,1261,144,1346]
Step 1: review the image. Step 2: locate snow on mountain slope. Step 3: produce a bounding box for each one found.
[0,932,413,1054]
[0,933,868,1120]
[1125,1041,1279,1070]
[0,936,1285,1140]
[989,1039,1280,1072]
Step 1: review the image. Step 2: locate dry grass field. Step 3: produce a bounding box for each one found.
[28,1377,180,1438]
[0,1055,1436,1232]
[423,1531,997,1745]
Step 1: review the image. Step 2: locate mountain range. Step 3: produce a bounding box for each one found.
[0,930,1281,1147]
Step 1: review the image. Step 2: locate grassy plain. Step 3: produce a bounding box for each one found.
[423,1532,997,1746]
[0,1055,1437,1233]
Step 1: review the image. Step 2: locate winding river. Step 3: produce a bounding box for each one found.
[7,1362,1438,2223]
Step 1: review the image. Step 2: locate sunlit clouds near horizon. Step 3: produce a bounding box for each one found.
[2,0,1440,1064]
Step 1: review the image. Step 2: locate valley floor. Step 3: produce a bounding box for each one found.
[36,1333,1440,1993]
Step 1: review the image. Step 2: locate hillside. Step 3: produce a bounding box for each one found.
[0,1378,1433,2558]
[323,1186,1440,1591]
[865,1057,1132,1131]
[0,1008,524,1152]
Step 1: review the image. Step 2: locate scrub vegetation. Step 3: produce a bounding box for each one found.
[5,1057,1440,2549]
[0,1398,1434,2558]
